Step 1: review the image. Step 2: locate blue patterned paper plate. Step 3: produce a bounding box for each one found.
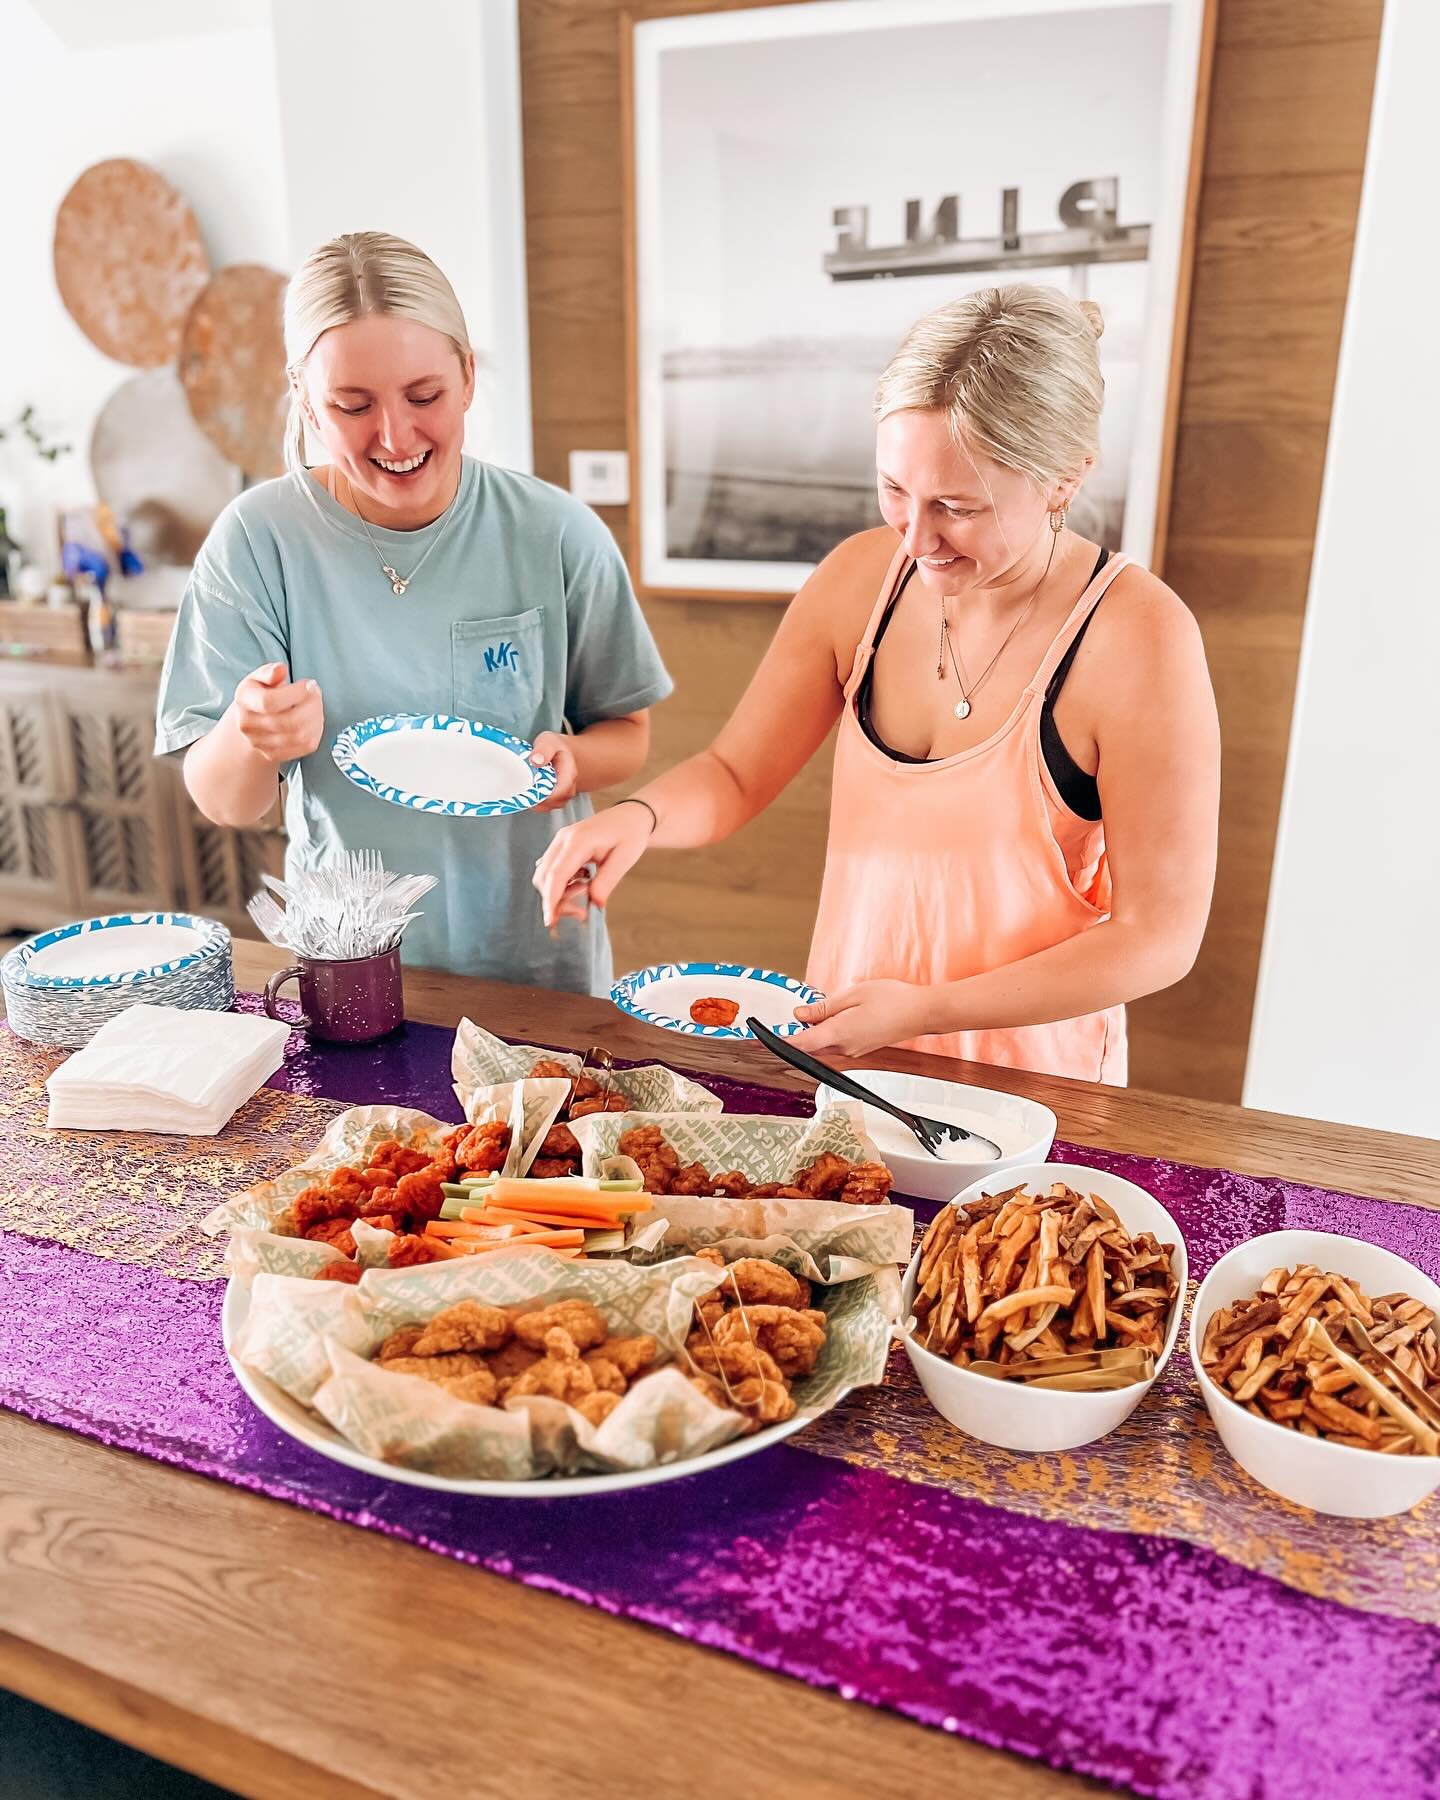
[332,714,557,818]
[610,961,824,1039]
[15,911,229,990]
[2,914,234,1048]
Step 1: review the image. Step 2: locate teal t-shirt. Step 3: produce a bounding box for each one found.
[155,458,672,992]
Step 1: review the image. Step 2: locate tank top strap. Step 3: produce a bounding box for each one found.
[1028,551,1132,696]
[841,542,911,699]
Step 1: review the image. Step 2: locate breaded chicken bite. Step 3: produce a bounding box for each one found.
[411,1301,512,1355]
[512,1299,608,1352]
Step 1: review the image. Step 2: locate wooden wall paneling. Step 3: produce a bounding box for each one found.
[1131,0,1382,1099]
[521,0,1382,1102]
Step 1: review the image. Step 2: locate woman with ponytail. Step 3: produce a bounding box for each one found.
[157,232,670,988]
[536,286,1219,1080]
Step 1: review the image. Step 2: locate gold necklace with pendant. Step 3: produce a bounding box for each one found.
[341,469,461,595]
[936,531,1059,720]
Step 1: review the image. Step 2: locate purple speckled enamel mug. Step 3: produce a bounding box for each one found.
[262,946,404,1044]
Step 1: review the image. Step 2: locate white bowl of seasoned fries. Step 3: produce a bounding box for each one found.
[1189,1230,1440,1518]
[900,1165,1186,1453]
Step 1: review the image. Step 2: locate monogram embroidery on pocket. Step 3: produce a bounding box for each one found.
[483,640,521,673]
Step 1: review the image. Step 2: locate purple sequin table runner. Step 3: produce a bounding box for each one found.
[3,1006,1439,1800]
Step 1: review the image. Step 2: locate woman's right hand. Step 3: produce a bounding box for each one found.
[229,662,325,766]
[533,802,655,928]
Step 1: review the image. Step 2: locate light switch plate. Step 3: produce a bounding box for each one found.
[568,449,630,506]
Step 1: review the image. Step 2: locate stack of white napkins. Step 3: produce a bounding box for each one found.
[46,1004,290,1135]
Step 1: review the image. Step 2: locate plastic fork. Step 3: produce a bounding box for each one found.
[744,1016,1002,1162]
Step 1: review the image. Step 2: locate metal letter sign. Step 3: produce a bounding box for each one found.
[824,178,1147,281]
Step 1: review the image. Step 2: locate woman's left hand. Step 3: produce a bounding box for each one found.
[792,980,931,1057]
[529,732,579,813]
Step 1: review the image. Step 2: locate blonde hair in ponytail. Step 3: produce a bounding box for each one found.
[875,284,1105,493]
[281,230,473,496]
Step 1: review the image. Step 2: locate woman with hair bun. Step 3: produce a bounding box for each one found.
[157,231,670,988]
[536,284,1218,1081]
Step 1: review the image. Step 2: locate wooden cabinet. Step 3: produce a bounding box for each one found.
[167,777,286,938]
[0,671,75,924]
[0,662,283,938]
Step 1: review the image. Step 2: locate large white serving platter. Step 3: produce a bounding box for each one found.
[223,1277,818,1499]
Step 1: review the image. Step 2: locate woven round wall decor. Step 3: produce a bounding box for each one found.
[180,263,289,478]
[54,158,210,368]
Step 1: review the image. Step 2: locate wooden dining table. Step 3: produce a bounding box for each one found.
[3,938,1436,1800]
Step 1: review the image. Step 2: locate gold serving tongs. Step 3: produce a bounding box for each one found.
[1342,1316,1440,1437]
[1301,1317,1440,1455]
[578,1043,619,1101]
[678,1266,770,1424]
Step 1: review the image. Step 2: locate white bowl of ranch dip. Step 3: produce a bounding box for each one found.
[813,1070,1057,1204]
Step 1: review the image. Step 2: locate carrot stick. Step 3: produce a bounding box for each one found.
[416,1238,470,1261]
[450,1224,590,1252]
[443,1235,587,1257]
[423,1219,524,1240]
[483,1180,651,1218]
[464,1205,617,1232]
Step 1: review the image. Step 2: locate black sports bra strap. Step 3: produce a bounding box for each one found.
[1044,547,1110,706]
[868,558,918,657]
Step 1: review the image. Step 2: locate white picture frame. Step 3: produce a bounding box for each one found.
[627,0,1213,600]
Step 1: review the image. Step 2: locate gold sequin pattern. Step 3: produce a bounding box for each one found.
[799,1305,1440,1626]
[0,1032,341,1280]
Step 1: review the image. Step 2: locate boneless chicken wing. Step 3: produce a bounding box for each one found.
[513,1299,609,1352]
[539,1123,582,1160]
[503,1327,596,1404]
[410,1301,512,1355]
[713,1305,827,1378]
[456,1121,512,1174]
[840,1161,895,1206]
[392,1169,447,1222]
[714,1258,809,1310]
[313,1259,362,1285]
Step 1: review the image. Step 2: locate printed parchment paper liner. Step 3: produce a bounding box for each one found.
[452,1017,721,1125]
[229,1248,893,1481]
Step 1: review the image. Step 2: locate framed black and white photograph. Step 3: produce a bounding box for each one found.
[627,0,1213,600]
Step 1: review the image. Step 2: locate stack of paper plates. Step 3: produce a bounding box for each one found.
[2,911,234,1048]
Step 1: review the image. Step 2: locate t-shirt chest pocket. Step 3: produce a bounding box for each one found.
[451,608,546,736]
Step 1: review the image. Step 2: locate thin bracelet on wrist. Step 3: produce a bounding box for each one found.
[614,796,658,834]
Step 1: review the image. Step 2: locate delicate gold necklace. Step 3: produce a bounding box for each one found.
[339,469,460,595]
[936,532,1059,720]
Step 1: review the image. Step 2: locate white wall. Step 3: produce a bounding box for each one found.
[1244,0,1440,1140]
[0,0,288,576]
[1,0,530,580]
[270,0,532,474]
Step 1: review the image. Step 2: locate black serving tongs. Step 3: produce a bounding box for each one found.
[744,1016,1002,1162]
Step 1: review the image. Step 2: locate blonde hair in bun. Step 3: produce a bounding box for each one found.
[875,283,1105,491]
[282,230,472,494]
[1075,298,1105,341]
